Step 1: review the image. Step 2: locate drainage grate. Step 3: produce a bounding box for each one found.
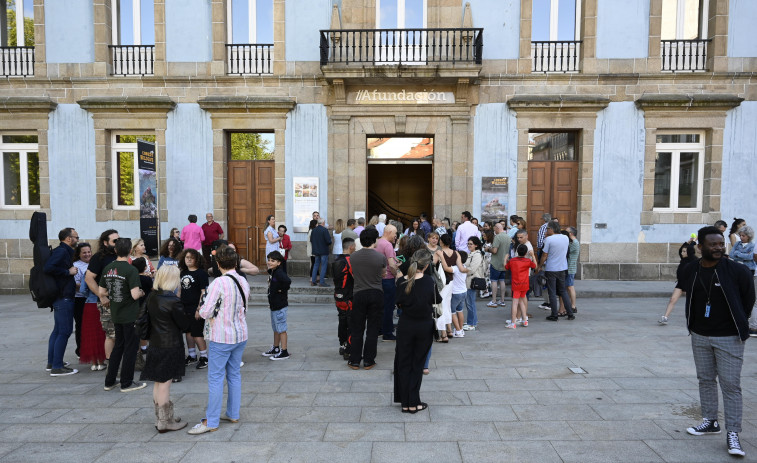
[568,367,587,374]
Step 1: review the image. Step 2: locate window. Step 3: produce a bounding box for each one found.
[528,132,577,161]
[111,134,155,209]
[366,137,433,162]
[227,0,273,44]
[112,0,155,45]
[3,0,34,46]
[531,0,580,42]
[376,0,426,29]
[0,133,39,208]
[229,132,274,160]
[661,0,707,40]
[653,132,704,211]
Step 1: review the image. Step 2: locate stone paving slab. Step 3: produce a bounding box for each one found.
[3,294,757,462]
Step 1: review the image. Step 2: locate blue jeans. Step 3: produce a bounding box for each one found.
[311,254,328,285]
[450,292,466,313]
[424,345,432,369]
[47,298,74,369]
[205,340,246,428]
[382,278,396,338]
[465,289,478,326]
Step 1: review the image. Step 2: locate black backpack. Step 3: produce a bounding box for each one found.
[28,211,58,309]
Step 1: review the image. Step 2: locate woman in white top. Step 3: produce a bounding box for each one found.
[264,215,281,257]
[332,219,345,255]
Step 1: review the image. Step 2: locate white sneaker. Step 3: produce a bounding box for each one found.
[499,301,507,307]
[463,325,476,331]
[486,301,498,308]
[453,330,465,338]
[539,302,551,310]
[658,316,668,325]
[505,323,516,329]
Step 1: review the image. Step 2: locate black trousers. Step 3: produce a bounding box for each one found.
[336,300,352,346]
[393,317,434,407]
[350,289,383,364]
[105,322,139,388]
[73,297,86,357]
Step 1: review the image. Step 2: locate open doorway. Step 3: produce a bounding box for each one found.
[366,136,433,230]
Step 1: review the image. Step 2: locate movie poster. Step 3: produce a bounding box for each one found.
[137,140,159,256]
[481,177,508,223]
[293,176,319,233]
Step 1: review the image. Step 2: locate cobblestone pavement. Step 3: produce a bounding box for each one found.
[1,294,756,462]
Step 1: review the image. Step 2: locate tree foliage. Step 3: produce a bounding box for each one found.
[230,132,274,160]
[7,0,34,47]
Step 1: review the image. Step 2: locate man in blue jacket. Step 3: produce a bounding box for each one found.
[44,227,80,376]
[310,217,332,287]
[677,226,755,457]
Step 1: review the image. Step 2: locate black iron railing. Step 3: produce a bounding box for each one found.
[661,39,710,72]
[368,190,415,227]
[226,44,274,75]
[531,41,581,73]
[0,46,34,76]
[320,28,483,65]
[110,45,154,76]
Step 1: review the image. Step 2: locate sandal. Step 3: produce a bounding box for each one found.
[409,402,429,413]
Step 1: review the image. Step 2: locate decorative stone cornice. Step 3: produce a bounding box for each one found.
[635,94,744,111]
[77,96,176,113]
[507,95,610,112]
[0,96,57,113]
[197,96,296,112]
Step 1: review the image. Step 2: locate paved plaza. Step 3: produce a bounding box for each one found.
[1,286,756,462]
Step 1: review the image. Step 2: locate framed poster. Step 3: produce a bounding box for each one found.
[293,176,319,233]
[137,140,159,256]
[481,177,508,223]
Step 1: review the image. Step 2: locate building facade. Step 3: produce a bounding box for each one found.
[0,0,756,291]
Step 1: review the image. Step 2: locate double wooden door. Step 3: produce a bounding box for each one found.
[227,160,274,268]
[527,161,578,239]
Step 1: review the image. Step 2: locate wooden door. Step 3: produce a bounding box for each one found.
[527,161,578,238]
[227,160,275,268]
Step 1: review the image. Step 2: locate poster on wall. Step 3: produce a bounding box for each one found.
[293,176,319,233]
[138,140,159,256]
[481,177,508,223]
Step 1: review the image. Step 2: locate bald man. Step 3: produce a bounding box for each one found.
[375,224,399,341]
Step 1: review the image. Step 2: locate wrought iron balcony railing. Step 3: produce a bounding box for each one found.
[320,28,483,65]
[0,46,34,76]
[531,41,581,73]
[110,45,154,76]
[661,39,709,72]
[226,44,274,75]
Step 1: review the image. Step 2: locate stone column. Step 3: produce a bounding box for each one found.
[331,115,351,221]
[706,0,728,73]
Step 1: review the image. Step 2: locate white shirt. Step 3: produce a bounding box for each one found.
[451,265,467,294]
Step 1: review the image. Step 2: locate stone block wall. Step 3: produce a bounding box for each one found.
[0,239,35,295]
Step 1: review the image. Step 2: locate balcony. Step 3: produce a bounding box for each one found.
[110,45,154,76]
[226,44,274,75]
[531,41,581,73]
[319,28,482,81]
[0,46,34,77]
[661,39,710,72]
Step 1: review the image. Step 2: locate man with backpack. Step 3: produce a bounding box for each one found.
[44,227,80,376]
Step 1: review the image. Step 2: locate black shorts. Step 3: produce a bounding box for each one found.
[183,309,205,338]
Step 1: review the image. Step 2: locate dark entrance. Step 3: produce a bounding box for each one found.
[366,136,433,229]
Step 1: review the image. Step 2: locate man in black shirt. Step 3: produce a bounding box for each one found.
[677,226,755,457]
[44,227,79,376]
[84,229,119,362]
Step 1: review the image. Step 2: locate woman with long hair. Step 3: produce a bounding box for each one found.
[129,238,156,278]
[393,248,440,413]
[264,215,281,258]
[464,236,485,330]
[730,218,746,251]
[332,219,345,256]
[158,238,181,269]
[139,265,189,433]
[178,248,209,369]
[404,219,422,239]
[368,215,379,227]
[73,242,92,360]
[189,245,250,434]
[76,242,107,370]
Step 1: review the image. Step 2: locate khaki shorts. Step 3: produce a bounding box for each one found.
[99,302,116,340]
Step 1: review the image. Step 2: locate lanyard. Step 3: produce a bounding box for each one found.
[697,265,718,318]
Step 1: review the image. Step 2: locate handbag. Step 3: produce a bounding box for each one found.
[431,281,443,319]
[470,277,487,291]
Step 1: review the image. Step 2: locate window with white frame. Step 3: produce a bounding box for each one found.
[111,134,155,209]
[227,0,273,44]
[0,134,39,208]
[531,0,580,42]
[653,132,704,211]
[3,0,34,46]
[112,0,155,45]
[661,0,708,40]
[376,0,426,29]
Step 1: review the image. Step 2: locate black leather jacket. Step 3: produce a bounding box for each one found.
[146,290,191,348]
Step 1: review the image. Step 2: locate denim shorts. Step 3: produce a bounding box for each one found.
[450,292,466,313]
[270,307,288,333]
[565,273,575,286]
[489,266,507,282]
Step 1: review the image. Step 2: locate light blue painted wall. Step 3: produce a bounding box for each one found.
[467,0,520,60]
[165,0,212,62]
[164,104,214,237]
[728,0,757,57]
[285,104,328,241]
[591,102,645,243]
[722,102,757,224]
[44,0,95,63]
[471,103,518,220]
[596,0,649,59]
[286,0,331,61]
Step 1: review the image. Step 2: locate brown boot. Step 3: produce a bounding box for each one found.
[157,403,187,433]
